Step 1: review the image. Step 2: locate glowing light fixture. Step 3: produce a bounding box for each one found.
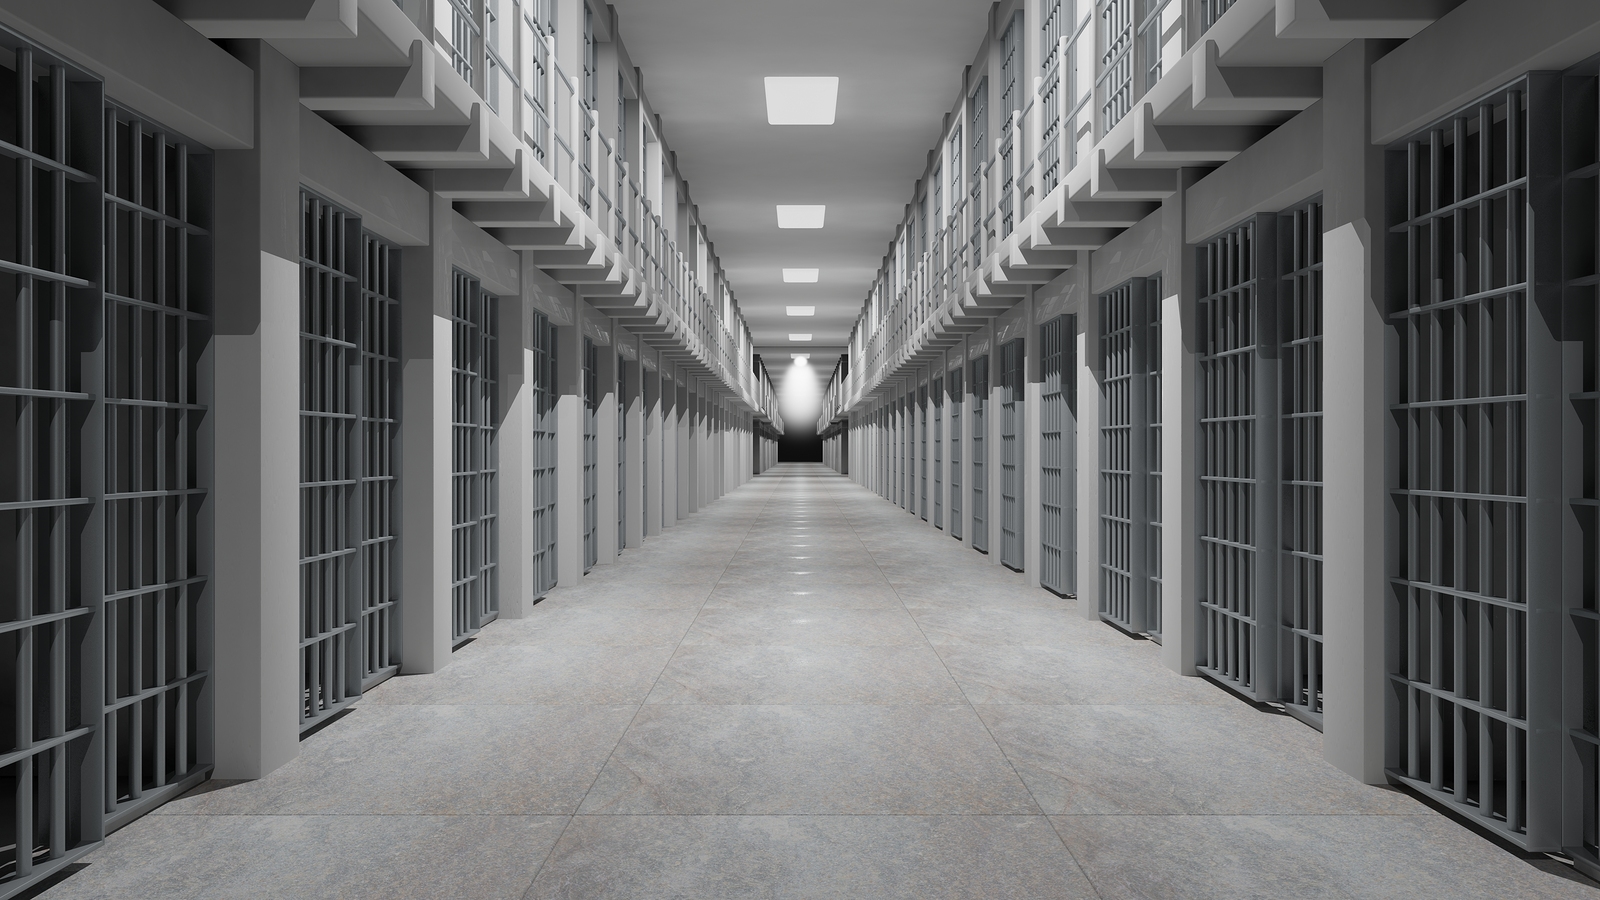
[776,205,827,228]
[783,268,819,283]
[791,353,810,362]
[789,333,813,342]
[786,306,815,316]
[764,77,838,125]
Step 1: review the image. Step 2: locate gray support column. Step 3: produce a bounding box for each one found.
[555,321,585,587]
[677,376,694,518]
[624,337,645,549]
[662,366,678,527]
[211,39,300,779]
[497,290,534,618]
[398,181,455,670]
[1161,169,1205,675]
[1076,290,1100,616]
[1321,40,1388,783]
[596,333,618,563]
[644,358,664,536]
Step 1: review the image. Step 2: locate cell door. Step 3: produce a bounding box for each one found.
[971,356,990,553]
[999,339,1024,571]
[1279,200,1323,727]
[300,195,405,725]
[617,353,625,555]
[1196,215,1279,702]
[919,385,929,521]
[530,311,558,597]
[583,338,598,572]
[1145,274,1165,642]
[450,271,499,643]
[950,367,964,540]
[1041,314,1076,597]
[933,376,944,529]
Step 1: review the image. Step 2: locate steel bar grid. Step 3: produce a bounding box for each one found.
[1280,199,1324,727]
[582,338,597,572]
[969,79,987,264]
[1386,77,1564,850]
[616,353,624,554]
[1098,0,1134,132]
[950,366,963,540]
[1100,285,1141,625]
[919,385,929,521]
[0,37,107,894]
[1196,214,1280,702]
[357,234,400,689]
[530,313,557,596]
[971,355,990,553]
[451,272,498,643]
[1000,339,1024,571]
[1041,314,1076,597]
[1146,274,1164,641]
[933,376,943,530]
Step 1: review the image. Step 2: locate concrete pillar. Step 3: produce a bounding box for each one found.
[555,320,584,587]
[211,39,300,780]
[643,357,664,536]
[624,338,645,549]
[1075,287,1099,615]
[677,377,694,518]
[1161,169,1205,675]
[1320,40,1389,784]
[596,333,618,564]
[662,366,678,527]
[497,287,535,618]
[1024,293,1042,588]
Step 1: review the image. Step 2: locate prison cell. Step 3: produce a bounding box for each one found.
[1,41,106,893]
[299,192,399,729]
[616,353,624,554]
[530,312,558,597]
[898,394,908,511]
[450,271,498,643]
[919,385,929,521]
[971,355,989,553]
[582,338,597,572]
[933,376,944,529]
[1280,199,1324,726]
[1145,273,1164,641]
[999,339,1024,571]
[1387,77,1564,850]
[969,78,986,262]
[1041,314,1076,597]
[950,366,963,540]
[1100,282,1152,631]
[1197,214,1280,702]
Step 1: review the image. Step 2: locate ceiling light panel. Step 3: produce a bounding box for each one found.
[776,205,826,228]
[764,77,839,125]
[786,306,815,317]
[783,268,819,283]
[789,334,813,342]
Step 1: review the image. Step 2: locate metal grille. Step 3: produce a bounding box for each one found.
[950,367,963,540]
[1388,80,1551,845]
[582,338,597,572]
[1,43,105,892]
[899,394,908,511]
[1040,0,1066,194]
[971,356,989,552]
[1041,315,1076,596]
[1199,0,1237,33]
[298,193,402,729]
[969,79,987,264]
[1146,273,1164,641]
[1099,0,1134,132]
[451,272,497,642]
[616,353,624,554]
[1099,282,1152,630]
[1280,200,1323,726]
[919,385,928,521]
[1197,216,1280,701]
[933,377,943,529]
[530,312,557,597]
[999,339,1024,571]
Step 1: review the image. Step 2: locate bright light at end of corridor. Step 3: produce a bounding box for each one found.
[779,356,822,425]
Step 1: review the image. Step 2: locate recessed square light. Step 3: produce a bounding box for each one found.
[776,205,826,228]
[786,306,815,317]
[783,268,819,283]
[764,77,838,125]
[789,333,813,342]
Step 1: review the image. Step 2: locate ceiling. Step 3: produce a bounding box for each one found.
[608,0,993,372]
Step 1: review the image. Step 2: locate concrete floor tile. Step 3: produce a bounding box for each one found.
[912,606,1117,648]
[646,643,965,704]
[474,607,700,647]
[977,703,1426,816]
[715,565,889,585]
[532,582,714,610]
[362,643,676,705]
[526,815,1096,900]
[43,815,564,900]
[701,582,905,609]
[936,640,1231,705]
[577,704,1039,815]
[680,608,928,647]
[1051,814,1600,900]
[154,705,636,816]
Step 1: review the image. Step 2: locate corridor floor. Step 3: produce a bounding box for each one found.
[43,464,1600,899]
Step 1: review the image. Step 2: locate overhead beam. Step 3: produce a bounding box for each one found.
[343,102,489,164]
[300,39,434,112]
[1275,0,1462,39]
[1134,102,1273,163]
[163,0,356,39]
[1192,40,1322,111]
